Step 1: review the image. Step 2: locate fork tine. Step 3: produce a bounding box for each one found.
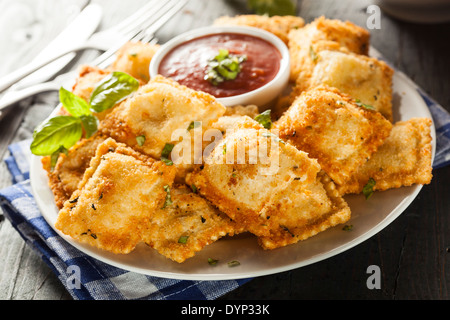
[101,0,161,34]
[144,0,188,37]
[119,0,171,36]
[92,0,186,69]
[119,0,187,41]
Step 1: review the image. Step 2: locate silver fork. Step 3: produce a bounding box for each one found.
[0,0,187,117]
[0,0,186,93]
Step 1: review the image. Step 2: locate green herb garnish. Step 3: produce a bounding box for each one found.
[161,143,174,165]
[50,146,68,169]
[178,236,189,244]
[162,185,173,208]
[227,260,241,267]
[362,178,376,199]
[31,73,139,157]
[247,0,296,16]
[136,135,146,146]
[31,115,83,156]
[343,225,354,231]
[254,109,273,129]
[355,99,376,111]
[208,258,219,265]
[90,71,139,112]
[204,48,247,86]
[187,121,201,131]
[309,46,318,62]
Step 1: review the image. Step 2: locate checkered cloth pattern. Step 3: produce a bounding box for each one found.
[0,140,250,300]
[1,51,449,299]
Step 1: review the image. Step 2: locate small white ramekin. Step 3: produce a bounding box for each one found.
[149,25,290,108]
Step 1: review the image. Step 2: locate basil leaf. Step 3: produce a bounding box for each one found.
[247,0,296,16]
[254,109,272,129]
[31,116,82,156]
[50,146,68,169]
[90,71,139,113]
[79,115,98,138]
[59,87,91,117]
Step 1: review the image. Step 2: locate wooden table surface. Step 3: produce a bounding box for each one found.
[0,0,449,300]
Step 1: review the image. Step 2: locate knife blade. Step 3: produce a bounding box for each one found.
[0,3,102,120]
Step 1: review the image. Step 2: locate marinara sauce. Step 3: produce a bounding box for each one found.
[158,33,281,98]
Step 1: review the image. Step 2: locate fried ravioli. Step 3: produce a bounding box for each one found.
[186,116,351,245]
[71,65,110,104]
[292,49,394,121]
[55,138,176,254]
[109,41,160,83]
[99,75,226,160]
[42,133,108,209]
[142,185,244,263]
[275,85,392,186]
[214,14,305,44]
[288,16,370,82]
[258,172,350,250]
[336,118,433,195]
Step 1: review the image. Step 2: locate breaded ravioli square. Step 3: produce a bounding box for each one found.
[42,133,108,209]
[142,185,244,263]
[55,138,176,254]
[275,85,392,186]
[288,16,370,81]
[258,172,350,250]
[99,75,226,160]
[108,41,160,83]
[214,14,305,44]
[336,118,433,195]
[292,50,394,121]
[186,116,351,244]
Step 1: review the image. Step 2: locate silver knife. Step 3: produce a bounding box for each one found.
[0,3,102,120]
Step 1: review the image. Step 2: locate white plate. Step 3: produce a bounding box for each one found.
[30,65,436,281]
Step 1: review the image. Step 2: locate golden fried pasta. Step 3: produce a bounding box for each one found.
[335,117,433,195]
[100,75,226,160]
[214,14,305,44]
[186,116,351,248]
[108,41,160,83]
[275,85,392,186]
[55,138,176,254]
[288,16,370,82]
[292,49,394,122]
[42,133,108,209]
[142,185,245,263]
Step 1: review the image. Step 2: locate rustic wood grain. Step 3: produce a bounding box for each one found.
[0,0,448,300]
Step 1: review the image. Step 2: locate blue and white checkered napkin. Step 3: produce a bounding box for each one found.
[0,140,250,300]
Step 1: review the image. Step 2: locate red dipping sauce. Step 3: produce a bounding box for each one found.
[158,33,282,98]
